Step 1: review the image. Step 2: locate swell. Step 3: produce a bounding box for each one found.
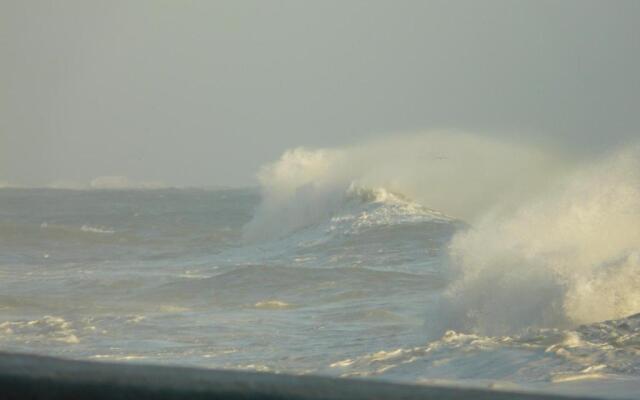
[135,265,445,310]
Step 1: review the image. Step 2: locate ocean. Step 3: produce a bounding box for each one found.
[1,139,639,399]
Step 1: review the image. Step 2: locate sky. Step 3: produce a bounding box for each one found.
[1,0,639,187]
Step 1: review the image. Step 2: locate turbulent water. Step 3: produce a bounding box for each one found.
[1,135,640,398]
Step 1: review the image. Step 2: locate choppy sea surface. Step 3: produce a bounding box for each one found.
[1,186,639,399]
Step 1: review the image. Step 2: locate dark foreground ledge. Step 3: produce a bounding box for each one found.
[0,352,598,400]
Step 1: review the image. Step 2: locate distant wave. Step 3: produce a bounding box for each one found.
[24,222,121,243]
[0,181,27,189]
[0,176,169,190]
[89,176,167,190]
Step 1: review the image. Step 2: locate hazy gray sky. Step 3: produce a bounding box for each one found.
[2,0,639,187]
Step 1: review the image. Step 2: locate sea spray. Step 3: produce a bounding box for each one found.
[243,132,564,241]
[437,146,640,335]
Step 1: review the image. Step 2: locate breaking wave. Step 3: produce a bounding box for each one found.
[244,182,453,243]
[245,132,640,334]
[243,132,564,241]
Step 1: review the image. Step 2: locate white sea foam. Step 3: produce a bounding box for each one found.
[330,313,640,383]
[0,316,80,344]
[254,300,292,309]
[80,225,115,234]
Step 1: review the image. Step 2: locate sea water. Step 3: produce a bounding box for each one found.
[1,136,639,398]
